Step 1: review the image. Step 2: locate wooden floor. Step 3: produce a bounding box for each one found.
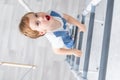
[0,0,84,80]
[0,0,110,80]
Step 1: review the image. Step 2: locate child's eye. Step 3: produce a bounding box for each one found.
[36,21,40,26]
[35,13,38,17]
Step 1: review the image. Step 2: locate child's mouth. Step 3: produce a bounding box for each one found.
[45,15,50,21]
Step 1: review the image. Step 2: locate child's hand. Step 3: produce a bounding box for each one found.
[79,24,86,32]
[72,49,82,57]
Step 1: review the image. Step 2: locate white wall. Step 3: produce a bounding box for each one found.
[106,0,120,80]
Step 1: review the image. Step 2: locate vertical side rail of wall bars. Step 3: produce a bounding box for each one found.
[70,25,79,69]
[73,15,85,73]
[82,6,96,80]
[98,0,114,80]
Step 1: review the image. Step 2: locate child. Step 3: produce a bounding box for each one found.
[19,10,86,57]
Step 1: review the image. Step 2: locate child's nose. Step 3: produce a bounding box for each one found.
[38,16,44,21]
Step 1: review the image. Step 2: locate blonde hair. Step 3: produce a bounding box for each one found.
[19,12,43,39]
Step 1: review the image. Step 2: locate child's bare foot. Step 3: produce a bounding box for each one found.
[72,49,82,57]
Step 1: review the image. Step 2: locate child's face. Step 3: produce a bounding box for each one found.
[27,12,54,33]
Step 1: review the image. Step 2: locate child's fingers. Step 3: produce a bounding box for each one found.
[78,25,86,32]
[77,50,82,57]
[73,49,82,57]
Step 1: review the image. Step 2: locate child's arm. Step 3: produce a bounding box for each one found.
[53,48,82,57]
[63,13,86,32]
